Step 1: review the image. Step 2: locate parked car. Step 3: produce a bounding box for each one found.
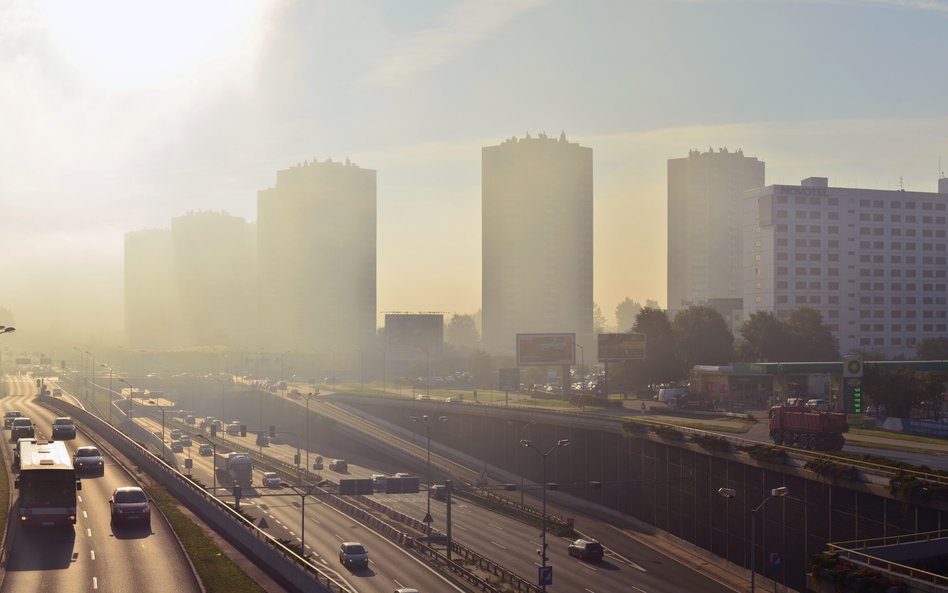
[339,541,368,569]
[199,443,213,456]
[51,417,77,440]
[4,410,23,428]
[73,445,105,475]
[329,459,348,472]
[567,538,604,562]
[109,486,151,528]
[262,471,282,488]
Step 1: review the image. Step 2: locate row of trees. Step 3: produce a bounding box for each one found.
[609,305,841,390]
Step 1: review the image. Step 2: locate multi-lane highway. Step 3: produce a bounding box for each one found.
[0,375,202,593]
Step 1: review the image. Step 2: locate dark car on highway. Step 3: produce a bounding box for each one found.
[567,539,604,562]
[110,486,151,528]
[74,445,104,475]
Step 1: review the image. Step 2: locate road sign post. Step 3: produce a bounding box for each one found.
[538,565,553,586]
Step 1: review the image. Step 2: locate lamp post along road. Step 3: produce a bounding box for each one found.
[521,438,569,593]
[719,486,788,593]
[304,391,318,471]
[411,414,447,543]
[101,363,113,425]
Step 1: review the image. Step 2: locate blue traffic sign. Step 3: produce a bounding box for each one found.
[538,565,553,586]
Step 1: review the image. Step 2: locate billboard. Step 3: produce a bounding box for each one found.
[385,314,444,361]
[516,334,575,367]
[598,333,647,361]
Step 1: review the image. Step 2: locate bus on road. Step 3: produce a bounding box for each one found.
[15,440,81,527]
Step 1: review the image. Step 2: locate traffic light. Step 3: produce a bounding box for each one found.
[294,453,301,465]
[240,424,247,437]
[269,425,276,438]
[210,424,218,437]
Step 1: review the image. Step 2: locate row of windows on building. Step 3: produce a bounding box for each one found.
[775,195,947,211]
[776,209,948,225]
[771,293,948,308]
[772,223,948,239]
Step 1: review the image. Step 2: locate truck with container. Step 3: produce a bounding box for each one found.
[214,451,253,487]
[769,405,848,451]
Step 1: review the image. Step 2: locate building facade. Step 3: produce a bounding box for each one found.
[481,133,594,356]
[124,212,256,350]
[257,158,377,356]
[744,177,948,358]
[667,148,765,316]
[171,211,256,348]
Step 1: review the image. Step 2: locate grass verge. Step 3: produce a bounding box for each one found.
[629,416,754,434]
[147,481,266,593]
[849,427,948,446]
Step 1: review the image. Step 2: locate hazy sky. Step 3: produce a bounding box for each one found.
[2,0,947,341]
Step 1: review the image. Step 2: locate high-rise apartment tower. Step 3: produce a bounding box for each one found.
[482,133,593,356]
[257,158,377,355]
[667,148,765,315]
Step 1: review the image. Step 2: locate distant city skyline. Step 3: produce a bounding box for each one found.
[1,1,946,343]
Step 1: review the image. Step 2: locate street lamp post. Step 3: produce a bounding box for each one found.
[574,342,585,390]
[84,350,95,401]
[101,363,113,425]
[376,347,386,396]
[750,486,788,593]
[73,347,83,398]
[512,420,536,505]
[120,377,138,418]
[304,391,319,472]
[719,486,788,593]
[153,401,167,463]
[419,346,430,396]
[411,414,447,543]
[282,480,319,558]
[520,438,570,593]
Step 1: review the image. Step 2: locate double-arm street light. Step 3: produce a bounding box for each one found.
[520,438,570,593]
[718,485,789,593]
[509,420,536,505]
[150,399,168,463]
[411,414,447,542]
[281,480,320,558]
[119,377,139,419]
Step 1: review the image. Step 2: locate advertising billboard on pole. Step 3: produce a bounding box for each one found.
[597,333,647,361]
[516,334,576,367]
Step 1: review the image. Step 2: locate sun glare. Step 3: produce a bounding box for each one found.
[36,0,268,89]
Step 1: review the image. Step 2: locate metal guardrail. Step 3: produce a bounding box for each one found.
[826,541,948,587]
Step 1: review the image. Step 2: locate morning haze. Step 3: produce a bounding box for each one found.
[1,0,946,355]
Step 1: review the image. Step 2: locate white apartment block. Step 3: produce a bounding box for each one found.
[744,176,948,359]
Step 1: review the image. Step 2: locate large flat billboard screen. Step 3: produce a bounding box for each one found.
[516,333,575,367]
[385,314,444,361]
[598,333,647,361]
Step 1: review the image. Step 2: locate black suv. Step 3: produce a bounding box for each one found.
[567,539,604,562]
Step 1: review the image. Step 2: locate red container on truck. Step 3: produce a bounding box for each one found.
[769,405,848,451]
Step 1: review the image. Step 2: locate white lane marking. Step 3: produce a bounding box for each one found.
[83,511,88,519]
[488,522,503,530]
[90,550,95,560]
[490,541,507,550]
[87,528,92,537]
[78,495,83,503]
[585,589,596,593]
[92,577,98,589]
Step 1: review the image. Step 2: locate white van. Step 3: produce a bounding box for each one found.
[657,386,688,403]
